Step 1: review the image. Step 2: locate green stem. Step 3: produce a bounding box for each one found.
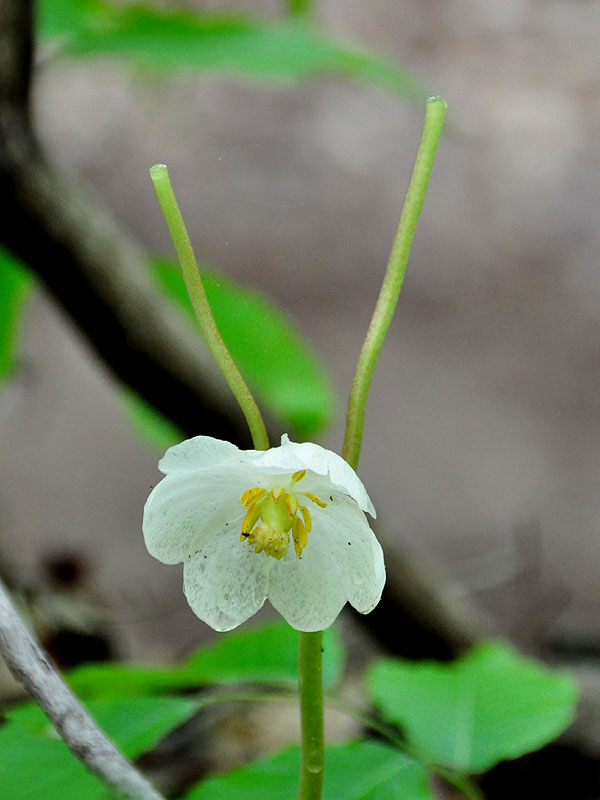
[149,164,269,451]
[298,630,324,800]
[342,96,446,470]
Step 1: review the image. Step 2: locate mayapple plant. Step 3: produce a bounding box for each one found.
[145,97,447,800]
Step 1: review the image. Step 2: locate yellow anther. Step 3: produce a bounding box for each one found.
[285,494,298,517]
[292,535,302,558]
[298,519,308,549]
[302,492,327,509]
[292,517,307,557]
[238,471,324,560]
[240,487,266,507]
[241,502,262,534]
[300,505,312,533]
[271,487,285,504]
[292,520,301,558]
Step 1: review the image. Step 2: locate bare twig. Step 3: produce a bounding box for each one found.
[0,577,165,800]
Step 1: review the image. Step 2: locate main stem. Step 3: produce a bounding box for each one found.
[297,99,445,800]
[298,630,324,800]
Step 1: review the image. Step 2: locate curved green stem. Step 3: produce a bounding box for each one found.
[298,630,324,800]
[149,164,269,451]
[342,96,446,470]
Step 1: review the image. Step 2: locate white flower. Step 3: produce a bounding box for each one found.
[142,434,385,632]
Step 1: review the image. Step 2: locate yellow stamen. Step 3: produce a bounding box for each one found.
[240,487,266,507]
[285,494,298,517]
[300,505,312,533]
[238,471,327,560]
[292,518,302,558]
[292,517,308,557]
[241,502,262,534]
[302,492,327,509]
[271,487,285,504]
[297,518,308,549]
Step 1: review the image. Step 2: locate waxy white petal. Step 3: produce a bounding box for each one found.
[183,533,270,631]
[310,493,385,615]
[143,469,247,563]
[268,534,347,631]
[250,434,376,517]
[159,435,241,474]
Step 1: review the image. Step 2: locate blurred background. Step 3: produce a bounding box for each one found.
[1,0,599,693]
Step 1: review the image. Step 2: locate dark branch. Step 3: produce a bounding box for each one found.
[0,0,253,445]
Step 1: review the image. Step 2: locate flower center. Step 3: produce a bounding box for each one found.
[238,470,327,560]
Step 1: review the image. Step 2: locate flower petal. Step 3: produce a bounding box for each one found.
[143,468,250,564]
[183,533,270,631]
[249,435,375,517]
[267,535,347,631]
[158,435,241,475]
[310,492,385,615]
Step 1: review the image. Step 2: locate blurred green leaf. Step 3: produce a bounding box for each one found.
[1,696,197,800]
[182,619,345,688]
[183,740,432,800]
[120,387,183,450]
[37,0,422,98]
[367,641,579,774]
[68,620,345,698]
[285,0,313,17]
[0,247,33,381]
[151,257,336,438]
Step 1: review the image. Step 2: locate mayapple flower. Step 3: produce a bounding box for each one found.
[142,434,385,632]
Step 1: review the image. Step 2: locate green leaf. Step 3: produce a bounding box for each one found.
[285,0,313,17]
[0,246,34,381]
[68,621,345,698]
[1,696,197,800]
[151,257,336,438]
[120,387,184,450]
[183,740,432,800]
[37,0,422,99]
[367,641,579,774]
[182,620,345,688]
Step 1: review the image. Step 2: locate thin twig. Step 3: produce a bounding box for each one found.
[0,577,165,800]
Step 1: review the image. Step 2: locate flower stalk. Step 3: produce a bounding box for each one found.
[298,630,324,800]
[342,96,447,470]
[149,164,269,451]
